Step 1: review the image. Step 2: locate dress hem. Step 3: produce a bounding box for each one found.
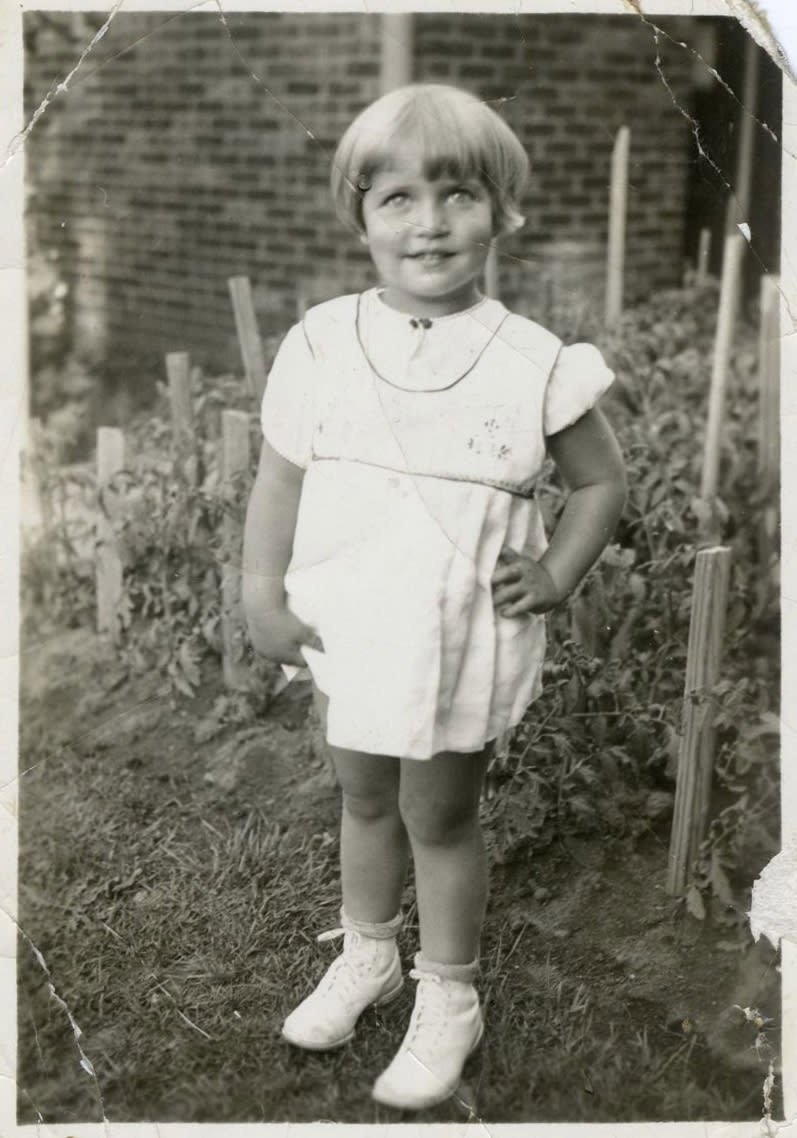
[323,695,539,762]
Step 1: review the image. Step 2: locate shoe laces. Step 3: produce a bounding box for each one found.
[314,927,379,997]
[315,951,363,1005]
[317,926,344,944]
[406,969,448,1045]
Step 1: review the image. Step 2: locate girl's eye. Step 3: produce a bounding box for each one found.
[382,192,409,207]
[449,187,476,202]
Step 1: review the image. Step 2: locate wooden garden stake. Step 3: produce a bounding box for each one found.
[380,12,414,91]
[605,124,630,329]
[228,275,267,402]
[484,243,500,300]
[165,351,197,486]
[221,409,251,690]
[725,34,759,236]
[758,274,780,486]
[96,426,125,641]
[696,227,711,285]
[667,546,732,895]
[21,416,46,538]
[757,274,780,564]
[699,233,745,525]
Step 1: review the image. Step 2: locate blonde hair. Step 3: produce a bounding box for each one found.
[330,84,529,237]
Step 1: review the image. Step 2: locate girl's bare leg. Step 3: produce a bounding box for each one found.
[332,745,408,921]
[398,747,492,964]
[314,688,408,922]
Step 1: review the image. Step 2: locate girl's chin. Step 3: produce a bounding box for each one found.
[385,279,483,314]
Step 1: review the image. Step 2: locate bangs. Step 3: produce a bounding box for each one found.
[357,95,500,188]
[332,84,529,234]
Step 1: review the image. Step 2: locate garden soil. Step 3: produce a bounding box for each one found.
[18,625,782,1124]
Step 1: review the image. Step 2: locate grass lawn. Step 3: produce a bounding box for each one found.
[17,625,781,1125]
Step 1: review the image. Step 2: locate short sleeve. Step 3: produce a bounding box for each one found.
[543,342,615,437]
[260,322,316,469]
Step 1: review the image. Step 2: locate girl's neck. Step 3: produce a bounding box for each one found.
[376,283,485,320]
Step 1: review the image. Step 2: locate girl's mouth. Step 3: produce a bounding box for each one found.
[409,251,454,266]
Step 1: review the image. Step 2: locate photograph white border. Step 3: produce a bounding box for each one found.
[1,1,793,1134]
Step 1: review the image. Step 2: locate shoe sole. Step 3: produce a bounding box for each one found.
[281,976,404,1051]
[371,1021,485,1111]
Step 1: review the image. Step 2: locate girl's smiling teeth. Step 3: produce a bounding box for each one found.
[410,250,454,264]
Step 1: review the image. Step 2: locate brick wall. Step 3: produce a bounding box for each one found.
[25,11,383,384]
[24,12,729,389]
[414,13,701,318]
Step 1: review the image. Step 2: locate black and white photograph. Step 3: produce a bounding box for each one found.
[4,0,795,1129]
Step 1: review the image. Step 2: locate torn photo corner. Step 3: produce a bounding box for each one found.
[750,835,797,951]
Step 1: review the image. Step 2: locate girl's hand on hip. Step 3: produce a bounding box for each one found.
[248,607,324,666]
[491,546,561,617]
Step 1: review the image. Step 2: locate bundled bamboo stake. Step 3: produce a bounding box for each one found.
[699,233,746,531]
[696,227,711,285]
[667,546,732,895]
[221,409,251,690]
[228,275,267,402]
[96,426,125,640]
[605,125,630,329]
[165,351,197,485]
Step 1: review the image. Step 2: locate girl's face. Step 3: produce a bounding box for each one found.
[360,152,494,318]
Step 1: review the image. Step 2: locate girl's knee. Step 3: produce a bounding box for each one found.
[333,748,401,823]
[398,788,479,845]
[398,749,489,845]
[342,786,400,823]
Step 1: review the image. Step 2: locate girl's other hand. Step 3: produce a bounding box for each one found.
[248,607,324,666]
[491,546,561,617]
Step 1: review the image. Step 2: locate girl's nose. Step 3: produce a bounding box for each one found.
[416,195,449,235]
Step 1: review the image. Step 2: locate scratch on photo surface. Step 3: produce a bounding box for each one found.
[16,922,112,1135]
[16,1084,45,1128]
[3,0,220,167]
[625,1,795,329]
[213,0,324,153]
[629,4,760,203]
[4,2,124,168]
[640,7,779,143]
[15,907,215,1122]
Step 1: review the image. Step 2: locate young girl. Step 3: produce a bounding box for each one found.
[242,83,626,1112]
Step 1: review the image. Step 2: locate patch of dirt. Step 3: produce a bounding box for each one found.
[497,837,779,1076]
[18,627,782,1120]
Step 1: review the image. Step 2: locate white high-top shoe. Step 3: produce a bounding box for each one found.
[371,953,483,1110]
[281,909,403,1050]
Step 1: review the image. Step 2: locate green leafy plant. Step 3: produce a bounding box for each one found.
[22,280,778,905]
[109,383,260,698]
[21,421,97,634]
[486,278,778,909]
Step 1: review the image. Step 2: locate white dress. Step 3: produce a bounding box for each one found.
[261,288,614,760]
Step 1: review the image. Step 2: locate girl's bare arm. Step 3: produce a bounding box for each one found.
[540,406,627,597]
[493,407,626,615]
[242,440,322,663]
